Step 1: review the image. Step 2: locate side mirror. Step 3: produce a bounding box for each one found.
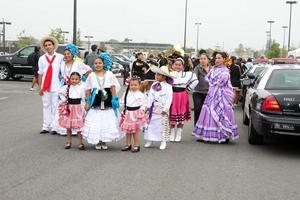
[242,79,251,86]
[247,73,255,79]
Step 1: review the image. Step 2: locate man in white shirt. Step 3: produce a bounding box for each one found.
[38,36,64,134]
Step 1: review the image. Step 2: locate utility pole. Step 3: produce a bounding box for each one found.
[195,22,202,54]
[286,1,297,51]
[73,0,77,44]
[84,36,94,52]
[183,0,188,51]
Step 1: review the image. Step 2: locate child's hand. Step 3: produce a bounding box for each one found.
[161,111,168,116]
[145,108,149,113]
[39,89,44,96]
[84,103,90,111]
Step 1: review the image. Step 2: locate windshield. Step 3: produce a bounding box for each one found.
[265,69,300,90]
[253,67,266,76]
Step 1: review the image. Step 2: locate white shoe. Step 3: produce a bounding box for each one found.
[159,141,167,150]
[175,128,182,142]
[144,141,152,148]
[170,128,175,142]
[29,88,35,91]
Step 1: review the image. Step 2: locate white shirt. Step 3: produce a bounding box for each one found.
[86,71,120,94]
[58,84,86,102]
[38,52,64,92]
[60,60,91,81]
[147,81,173,113]
[120,90,146,109]
[171,71,199,91]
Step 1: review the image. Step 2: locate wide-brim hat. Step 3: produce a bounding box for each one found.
[150,66,175,78]
[40,36,58,52]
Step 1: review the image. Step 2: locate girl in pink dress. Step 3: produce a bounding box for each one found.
[58,72,86,150]
[120,76,147,152]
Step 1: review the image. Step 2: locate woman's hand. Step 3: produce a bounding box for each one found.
[84,103,90,111]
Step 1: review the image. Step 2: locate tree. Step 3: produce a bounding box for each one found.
[14,30,38,48]
[50,28,64,44]
[234,44,245,57]
[266,42,281,58]
[281,48,288,58]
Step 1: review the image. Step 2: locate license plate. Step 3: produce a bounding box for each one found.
[274,123,295,131]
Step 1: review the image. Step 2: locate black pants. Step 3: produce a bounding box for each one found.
[192,93,207,126]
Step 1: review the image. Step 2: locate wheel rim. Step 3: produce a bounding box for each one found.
[0,66,8,79]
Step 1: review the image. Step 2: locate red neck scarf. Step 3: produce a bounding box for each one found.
[42,55,56,92]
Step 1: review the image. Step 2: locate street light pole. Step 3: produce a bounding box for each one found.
[195,22,201,55]
[286,1,297,51]
[84,36,94,52]
[183,0,188,51]
[282,26,288,49]
[265,31,270,50]
[0,18,12,53]
[267,20,274,50]
[73,0,77,45]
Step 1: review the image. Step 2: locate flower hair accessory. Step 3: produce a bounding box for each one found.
[224,57,232,67]
[99,53,112,71]
[65,43,79,58]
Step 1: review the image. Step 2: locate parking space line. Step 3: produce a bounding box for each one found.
[0,97,8,100]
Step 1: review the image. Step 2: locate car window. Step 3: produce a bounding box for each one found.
[253,70,267,89]
[265,69,300,90]
[253,67,266,76]
[19,46,35,57]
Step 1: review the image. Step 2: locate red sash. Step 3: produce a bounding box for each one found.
[42,55,56,92]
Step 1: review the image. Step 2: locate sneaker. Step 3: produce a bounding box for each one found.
[30,88,35,91]
[144,141,152,148]
[40,130,49,134]
[95,142,102,150]
[101,143,108,150]
[159,141,167,150]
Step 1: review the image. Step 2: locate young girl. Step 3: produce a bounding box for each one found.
[169,58,198,142]
[82,54,123,150]
[144,66,173,150]
[58,72,86,150]
[193,52,239,143]
[119,76,147,152]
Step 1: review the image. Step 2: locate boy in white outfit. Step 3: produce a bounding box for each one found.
[38,36,64,134]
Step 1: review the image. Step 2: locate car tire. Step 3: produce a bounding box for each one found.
[12,75,24,80]
[248,116,263,145]
[243,109,249,125]
[0,64,11,80]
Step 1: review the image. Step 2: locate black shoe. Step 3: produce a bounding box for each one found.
[40,130,49,134]
[131,146,140,153]
[121,145,132,151]
[50,131,58,135]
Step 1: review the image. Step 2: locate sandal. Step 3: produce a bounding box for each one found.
[64,143,72,149]
[131,146,140,153]
[78,144,85,150]
[121,145,132,151]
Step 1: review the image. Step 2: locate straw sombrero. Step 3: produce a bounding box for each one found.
[150,66,175,78]
[40,36,58,52]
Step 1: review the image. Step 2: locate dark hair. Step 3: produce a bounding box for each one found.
[34,46,40,53]
[247,58,252,62]
[136,52,143,58]
[130,76,141,84]
[199,49,207,55]
[200,53,210,60]
[43,40,54,46]
[91,45,98,52]
[70,71,81,79]
[216,52,229,60]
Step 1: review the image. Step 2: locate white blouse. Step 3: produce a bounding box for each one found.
[59,84,86,102]
[120,90,146,108]
[170,71,199,91]
[60,60,91,81]
[147,81,173,114]
[85,71,120,94]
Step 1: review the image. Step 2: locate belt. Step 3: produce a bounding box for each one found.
[172,87,186,92]
[68,98,81,104]
[126,106,141,111]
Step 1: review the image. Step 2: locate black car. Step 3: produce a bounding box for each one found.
[244,63,300,144]
[0,44,86,80]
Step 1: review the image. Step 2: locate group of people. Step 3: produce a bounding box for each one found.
[37,35,240,153]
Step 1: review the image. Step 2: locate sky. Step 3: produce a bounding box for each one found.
[1,0,300,51]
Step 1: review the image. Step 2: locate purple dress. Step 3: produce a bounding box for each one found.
[193,65,239,143]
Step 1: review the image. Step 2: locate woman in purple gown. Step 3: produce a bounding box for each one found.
[193,52,239,143]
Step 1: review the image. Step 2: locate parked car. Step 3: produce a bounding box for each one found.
[113,54,131,63]
[242,61,300,144]
[111,62,124,75]
[240,64,268,109]
[0,44,86,80]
